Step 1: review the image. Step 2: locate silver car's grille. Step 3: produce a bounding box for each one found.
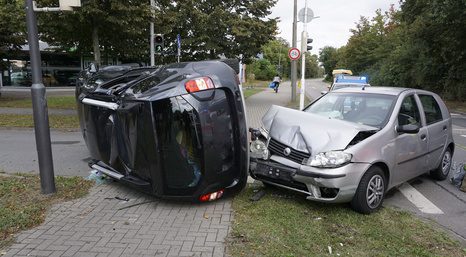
[268,138,310,164]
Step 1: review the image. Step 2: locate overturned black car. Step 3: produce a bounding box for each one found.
[76,60,248,202]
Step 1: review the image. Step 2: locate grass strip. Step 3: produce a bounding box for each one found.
[0,114,79,129]
[0,96,77,110]
[228,185,465,257]
[0,174,92,250]
[243,88,265,99]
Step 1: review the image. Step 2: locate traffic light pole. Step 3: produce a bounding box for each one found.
[299,0,309,111]
[25,0,56,194]
[291,0,297,102]
[150,0,155,66]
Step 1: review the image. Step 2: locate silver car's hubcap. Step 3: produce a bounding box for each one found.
[441,151,451,175]
[366,175,384,209]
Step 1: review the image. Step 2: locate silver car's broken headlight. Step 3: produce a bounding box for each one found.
[308,151,352,168]
[250,139,269,160]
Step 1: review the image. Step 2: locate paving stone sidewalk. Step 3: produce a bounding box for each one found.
[1,82,292,257]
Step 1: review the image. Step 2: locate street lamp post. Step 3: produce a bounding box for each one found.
[25,0,55,194]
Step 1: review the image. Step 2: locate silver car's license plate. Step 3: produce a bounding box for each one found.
[255,162,296,182]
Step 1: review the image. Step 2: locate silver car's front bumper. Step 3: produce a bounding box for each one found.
[250,156,371,203]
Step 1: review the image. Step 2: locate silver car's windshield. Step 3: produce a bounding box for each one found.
[304,92,396,128]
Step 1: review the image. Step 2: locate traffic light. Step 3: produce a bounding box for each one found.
[154,34,164,54]
[306,38,313,51]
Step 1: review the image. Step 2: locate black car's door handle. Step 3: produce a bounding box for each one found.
[420,134,427,140]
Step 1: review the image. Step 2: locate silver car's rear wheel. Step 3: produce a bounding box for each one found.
[351,166,386,214]
[430,148,452,181]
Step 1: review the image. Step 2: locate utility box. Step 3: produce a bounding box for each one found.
[59,0,81,11]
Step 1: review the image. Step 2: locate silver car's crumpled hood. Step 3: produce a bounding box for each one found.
[261,105,377,155]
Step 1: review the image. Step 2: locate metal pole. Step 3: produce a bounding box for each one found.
[25,0,56,194]
[150,0,155,66]
[291,0,297,102]
[299,0,308,110]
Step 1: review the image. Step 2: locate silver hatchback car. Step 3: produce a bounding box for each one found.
[249,87,455,214]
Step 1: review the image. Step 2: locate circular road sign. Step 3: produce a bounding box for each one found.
[288,47,301,60]
[298,8,315,23]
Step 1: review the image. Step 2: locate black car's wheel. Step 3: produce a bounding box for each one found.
[430,148,452,181]
[351,166,386,214]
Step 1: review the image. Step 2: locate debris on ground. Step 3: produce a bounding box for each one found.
[249,189,266,201]
[450,162,465,191]
[104,196,129,201]
[86,170,108,185]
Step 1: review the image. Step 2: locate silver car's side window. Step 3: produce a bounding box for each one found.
[398,95,421,126]
[418,94,443,125]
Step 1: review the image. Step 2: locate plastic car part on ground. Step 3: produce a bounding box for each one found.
[86,170,110,185]
[450,162,466,191]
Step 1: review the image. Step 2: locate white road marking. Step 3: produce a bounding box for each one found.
[461,135,466,138]
[398,183,444,214]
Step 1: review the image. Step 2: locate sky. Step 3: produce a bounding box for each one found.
[269,0,400,56]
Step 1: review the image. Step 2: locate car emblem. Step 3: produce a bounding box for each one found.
[283,147,291,156]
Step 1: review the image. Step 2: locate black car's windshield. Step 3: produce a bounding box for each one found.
[304,92,396,128]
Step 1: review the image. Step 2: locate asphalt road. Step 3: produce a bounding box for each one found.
[305,78,466,245]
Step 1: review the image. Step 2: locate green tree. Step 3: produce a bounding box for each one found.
[155,0,278,64]
[318,46,340,80]
[0,0,25,69]
[261,38,290,78]
[38,0,152,66]
[249,58,276,80]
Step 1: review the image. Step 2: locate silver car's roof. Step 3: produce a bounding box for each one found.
[330,86,427,96]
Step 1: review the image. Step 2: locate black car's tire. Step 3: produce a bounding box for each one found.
[430,148,452,181]
[219,59,240,74]
[351,166,386,214]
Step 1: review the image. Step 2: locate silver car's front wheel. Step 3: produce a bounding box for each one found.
[366,175,384,209]
[351,166,386,214]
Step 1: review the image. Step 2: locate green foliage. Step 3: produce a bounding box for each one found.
[37,0,152,62]
[0,0,25,69]
[154,0,278,64]
[261,38,290,77]
[320,2,466,100]
[33,0,278,64]
[318,46,339,80]
[249,58,276,80]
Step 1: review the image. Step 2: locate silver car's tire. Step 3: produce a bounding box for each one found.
[430,148,452,181]
[351,166,385,214]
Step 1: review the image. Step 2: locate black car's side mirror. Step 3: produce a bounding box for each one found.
[396,124,420,134]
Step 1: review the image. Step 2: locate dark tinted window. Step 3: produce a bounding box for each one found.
[398,95,421,126]
[419,95,443,124]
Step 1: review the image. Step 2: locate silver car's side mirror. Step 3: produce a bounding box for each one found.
[396,124,420,134]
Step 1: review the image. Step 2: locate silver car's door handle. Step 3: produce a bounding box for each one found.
[420,134,427,140]
[442,125,447,131]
